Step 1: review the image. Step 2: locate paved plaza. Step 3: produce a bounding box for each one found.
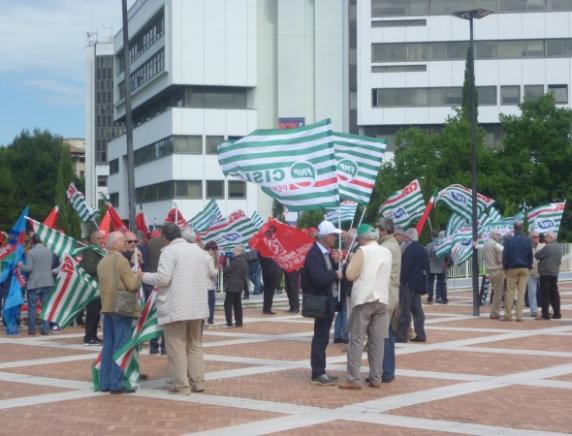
[0,284,571,435]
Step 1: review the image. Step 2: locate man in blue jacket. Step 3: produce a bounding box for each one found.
[302,221,342,386]
[502,222,533,321]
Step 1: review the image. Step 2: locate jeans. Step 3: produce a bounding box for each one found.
[100,314,133,391]
[208,289,216,324]
[333,300,348,341]
[428,273,445,301]
[249,262,263,295]
[527,277,539,316]
[27,287,51,334]
[382,324,396,380]
[311,305,335,379]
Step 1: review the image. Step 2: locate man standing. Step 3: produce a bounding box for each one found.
[80,230,105,345]
[260,255,282,315]
[339,224,391,390]
[484,230,505,319]
[97,232,142,394]
[21,235,55,336]
[426,231,446,304]
[141,224,211,395]
[528,231,544,318]
[284,269,301,314]
[302,221,342,386]
[145,227,169,354]
[502,222,533,321]
[377,218,401,383]
[395,228,428,343]
[536,231,562,320]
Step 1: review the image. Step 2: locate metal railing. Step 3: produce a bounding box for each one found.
[448,243,572,278]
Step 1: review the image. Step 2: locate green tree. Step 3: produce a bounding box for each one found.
[297,209,324,229]
[461,48,478,121]
[272,199,285,220]
[0,147,17,229]
[54,144,81,238]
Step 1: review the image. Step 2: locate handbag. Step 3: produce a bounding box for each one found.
[302,294,330,319]
[111,255,137,316]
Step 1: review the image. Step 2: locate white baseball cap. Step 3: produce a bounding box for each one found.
[317,220,342,236]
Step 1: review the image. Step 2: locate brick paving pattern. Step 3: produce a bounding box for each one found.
[0,283,570,435]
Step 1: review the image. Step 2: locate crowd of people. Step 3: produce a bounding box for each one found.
[4,217,564,394]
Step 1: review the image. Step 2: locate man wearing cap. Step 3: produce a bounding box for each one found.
[395,228,429,343]
[338,224,391,389]
[302,221,343,386]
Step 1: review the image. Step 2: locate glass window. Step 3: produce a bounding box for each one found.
[524,85,544,100]
[372,44,406,62]
[497,41,526,58]
[97,175,108,187]
[206,181,225,199]
[372,19,426,27]
[548,0,572,11]
[109,159,119,175]
[228,181,246,199]
[206,136,224,155]
[548,84,568,103]
[174,136,202,154]
[372,65,427,73]
[175,181,202,199]
[477,86,497,105]
[446,42,468,60]
[523,40,544,57]
[499,0,527,11]
[501,85,521,105]
[109,192,119,207]
[476,41,497,59]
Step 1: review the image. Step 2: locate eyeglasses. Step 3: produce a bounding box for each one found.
[126,240,138,244]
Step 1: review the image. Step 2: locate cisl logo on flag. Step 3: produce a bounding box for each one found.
[337,159,358,182]
[289,162,316,188]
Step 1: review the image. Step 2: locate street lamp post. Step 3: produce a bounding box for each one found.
[452,9,493,317]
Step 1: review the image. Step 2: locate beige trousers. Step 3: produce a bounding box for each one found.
[505,268,528,320]
[163,319,205,392]
[489,269,505,317]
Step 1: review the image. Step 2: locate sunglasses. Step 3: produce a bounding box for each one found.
[126,240,138,244]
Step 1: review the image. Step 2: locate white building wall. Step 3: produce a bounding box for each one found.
[357,3,572,129]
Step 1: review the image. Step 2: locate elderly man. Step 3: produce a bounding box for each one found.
[21,235,55,336]
[97,232,142,394]
[536,231,562,320]
[502,222,533,321]
[528,231,544,318]
[484,230,505,319]
[338,224,392,390]
[376,218,401,383]
[395,228,428,343]
[140,224,213,395]
[302,220,342,386]
[80,230,105,345]
[426,230,446,304]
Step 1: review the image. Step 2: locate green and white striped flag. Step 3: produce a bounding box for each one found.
[66,183,99,223]
[188,199,224,232]
[325,200,358,224]
[379,179,425,228]
[218,119,339,210]
[251,211,265,229]
[30,220,78,257]
[445,213,467,237]
[437,184,495,221]
[42,254,99,328]
[527,202,566,234]
[92,288,162,391]
[200,210,258,249]
[333,132,386,205]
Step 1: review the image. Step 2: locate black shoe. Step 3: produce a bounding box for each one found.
[160,349,166,355]
[410,337,427,343]
[83,338,101,346]
[333,338,345,344]
[150,349,159,355]
[441,299,449,305]
[234,323,243,327]
[542,315,551,320]
[551,314,562,319]
[110,388,136,394]
[382,377,395,383]
[310,374,336,386]
[28,332,36,336]
[263,311,276,315]
[139,374,149,381]
[243,294,250,300]
[395,338,408,343]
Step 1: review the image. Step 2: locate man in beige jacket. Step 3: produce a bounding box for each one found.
[338,224,392,390]
[140,224,216,395]
[97,231,142,394]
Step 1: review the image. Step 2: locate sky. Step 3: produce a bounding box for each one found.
[0,0,136,146]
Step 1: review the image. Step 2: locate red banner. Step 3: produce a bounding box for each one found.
[42,206,59,229]
[165,208,187,229]
[249,218,314,273]
[106,205,128,232]
[136,212,150,236]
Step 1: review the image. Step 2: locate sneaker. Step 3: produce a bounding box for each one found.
[83,338,100,346]
[310,374,336,386]
[338,380,362,390]
[325,374,338,382]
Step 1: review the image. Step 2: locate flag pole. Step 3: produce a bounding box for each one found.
[343,207,366,263]
[338,207,342,303]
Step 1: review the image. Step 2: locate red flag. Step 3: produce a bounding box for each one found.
[249,218,314,272]
[42,206,59,229]
[416,188,438,237]
[165,208,187,229]
[136,212,150,236]
[106,205,128,232]
[99,210,111,236]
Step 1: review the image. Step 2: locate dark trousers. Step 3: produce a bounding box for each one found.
[540,275,560,318]
[262,273,280,313]
[84,297,101,341]
[285,270,300,312]
[428,273,446,301]
[396,285,426,341]
[224,292,243,326]
[310,310,334,379]
[208,289,216,324]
